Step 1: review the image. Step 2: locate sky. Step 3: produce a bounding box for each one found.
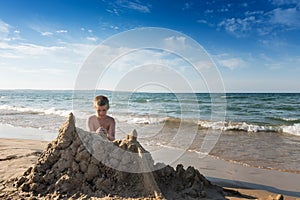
[0,0,300,92]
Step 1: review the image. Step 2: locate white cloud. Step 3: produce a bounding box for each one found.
[0,39,97,89]
[95,47,206,92]
[0,42,66,56]
[29,22,69,37]
[197,19,214,27]
[217,1,300,37]
[182,2,192,10]
[245,10,264,16]
[164,36,187,51]
[0,20,11,40]
[123,1,151,13]
[218,16,256,37]
[205,9,213,14]
[86,37,97,42]
[110,25,119,30]
[269,7,300,28]
[265,55,300,71]
[218,58,244,70]
[165,36,186,43]
[109,48,178,72]
[271,0,299,6]
[85,44,190,75]
[106,8,119,16]
[113,0,151,13]
[241,2,248,7]
[0,19,101,89]
[56,30,68,33]
[219,8,229,12]
[194,60,215,69]
[197,19,207,24]
[215,54,245,70]
[41,31,53,36]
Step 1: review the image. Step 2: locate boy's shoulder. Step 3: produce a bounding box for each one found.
[88,115,97,120]
[106,115,115,122]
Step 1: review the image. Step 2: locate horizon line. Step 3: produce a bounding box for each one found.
[0,88,299,93]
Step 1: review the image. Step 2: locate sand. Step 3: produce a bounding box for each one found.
[175,153,300,197]
[0,114,299,199]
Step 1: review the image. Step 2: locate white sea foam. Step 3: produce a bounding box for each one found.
[281,123,300,136]
[281,117,300,122]
[198,120,300,136]
[115,115,167,124]
[0,105,71,117]
[198,120,278,132]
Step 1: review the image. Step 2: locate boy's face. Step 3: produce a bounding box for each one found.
[95,105,108,118]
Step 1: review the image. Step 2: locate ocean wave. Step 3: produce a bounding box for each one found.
[268,116,300,123]
[282,118,300,122]
[197,120,300,136]
[221,95,249,99]
[114,115,300,137]
[115,115,198,125]
[115,115,167,124]
[0,105,71,118]
[197,120,278,132]
[131,98,151,103]
[281,123,300,136]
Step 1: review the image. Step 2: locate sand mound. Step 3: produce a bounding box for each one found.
[13,113,225,199]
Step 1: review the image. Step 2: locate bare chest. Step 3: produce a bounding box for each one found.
[97,117,110,130]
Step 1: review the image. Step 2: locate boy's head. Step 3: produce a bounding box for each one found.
[94,95,109,108]
[94,95,109,117]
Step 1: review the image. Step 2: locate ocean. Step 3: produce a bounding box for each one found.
[0,90,299,173]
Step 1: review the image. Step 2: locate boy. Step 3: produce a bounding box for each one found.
[86,95,115,141]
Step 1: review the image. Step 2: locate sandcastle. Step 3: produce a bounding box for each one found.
[11,113,226,199]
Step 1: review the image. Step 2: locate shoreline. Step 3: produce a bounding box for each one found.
[173,150,300,198]
[0,125,300,199]
[0,124,56,141]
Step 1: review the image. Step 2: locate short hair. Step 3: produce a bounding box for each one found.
[94,95,109,109]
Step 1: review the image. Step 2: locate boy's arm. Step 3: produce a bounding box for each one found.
[107,118,115,141]
[86,116,94,132]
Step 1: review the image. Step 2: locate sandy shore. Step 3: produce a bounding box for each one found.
[174,151,300,200]
[0,138,48,181]
[0,137,299,199]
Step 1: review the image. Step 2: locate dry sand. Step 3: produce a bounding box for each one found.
[0,114,299,199]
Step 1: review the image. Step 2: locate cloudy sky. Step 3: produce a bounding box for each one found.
[0,0,299,92]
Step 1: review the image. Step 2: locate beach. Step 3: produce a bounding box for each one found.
[2,0,300,197]
[1,90,300,199]
[1,125,299,199]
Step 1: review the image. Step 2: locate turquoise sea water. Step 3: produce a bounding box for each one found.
[0,90,300,172]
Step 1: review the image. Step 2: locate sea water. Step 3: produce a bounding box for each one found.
[0,90,299,173]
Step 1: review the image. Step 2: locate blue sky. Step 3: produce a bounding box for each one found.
[0,0,299,92]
